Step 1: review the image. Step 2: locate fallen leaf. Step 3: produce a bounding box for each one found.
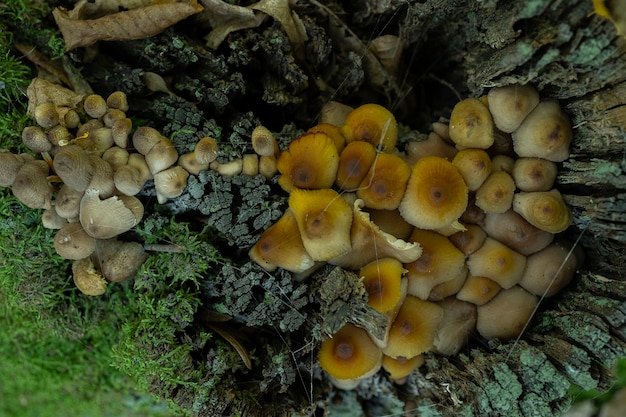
[26,78,83,124]
[200,0,265,49]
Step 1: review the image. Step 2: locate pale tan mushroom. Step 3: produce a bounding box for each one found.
[79,189,140,239]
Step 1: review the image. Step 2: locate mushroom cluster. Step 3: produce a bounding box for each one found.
[248,84,585,388]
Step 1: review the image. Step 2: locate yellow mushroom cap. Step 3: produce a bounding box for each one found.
[83,94,107,119]
[383,296,444,359]
[456,275,501,305]
[448,98,495,149]
[277,132,339,192]
[487,84,540,133]
[359,258,405,313]
[452,148,492,191]
[335,140,377,191]
[79,188,140,239]
[249,208,315,273]
[289,188,352,261]
[474,170,516,214]
[357,153,411,210]
[318,323,382,380]
[466,237,527,289]
[512,100,572,162]
[404,228,466,300]
[476,286,538,340]
[307,123,346,152]
[399,156,468,230]
[512,157,558,192]
[512,189,573,233]
[72,257,107,296]
[382,354,424,382]
[432,298,477,356]
[340,103,398,151]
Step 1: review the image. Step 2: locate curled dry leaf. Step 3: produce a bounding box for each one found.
[68,0,155,20]
[53,0,204,50]
[250,0,308,52]
[200,0,265,49]
[26,78,83,125]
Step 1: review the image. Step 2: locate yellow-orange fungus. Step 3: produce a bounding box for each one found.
[399,156,468,230]
[448,98,495,149]
[289,188,352,261]
[382,354,424,381]
[360,258,405,313]
[467,237,526,288]
[276,132,339,192]
[248,209,314,273]
[335,140,377,190]
[340,103,398,151]
[307,123,346,152]
[319,323,382,380]
[357,153,411,210]
[384,296,444,358]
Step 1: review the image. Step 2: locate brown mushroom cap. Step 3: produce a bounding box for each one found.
[0,151,26,187]
[476,286,538,340]
[340,103,398,151]
[132,126,164,155]
[106,91,129,112]
[95,239,148,283]
[335,140,377,191]
[432,298,477,355]
[475,170,516,214]
[448,98,495,149]
[306,123,346,152]
[12,161,52,209]
[194,136,219,165]
[72,257,107,296]
[357,153,411,210]
[42,207,67,230]
[102,146,130,171]
[22,125,52,153]
[83,94,107,119]
[146,138,179,175]
[481,210,554,256]
[512,157,558,192]
[154,166,189,204]
[54,222,96,260]
[251,126,278,157]
[512,189,573,233]
[487,84,540,133]
[467,237,527,289]
[449,224,487,256]
[53,145,94,192]
[34,102,60,128]
[452,149,492,191]
[55,184,84,220]
[512,100,572,162]
[79,188,140,239]
[399,156,468,230]
[111,117,132,148]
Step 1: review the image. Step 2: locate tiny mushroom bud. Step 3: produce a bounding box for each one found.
[476,286,538,340]
[102,109,126,128]
[512,100,572,162]
[449,224,487,256]
[487,84,540,133]
[34,102,60,128]
[474,170,516,214]
[54,222,96,260]
[357,153,411,210]
[448,98,494,149]
[467,237,527,289]
[512,157,558,192]
[194,136,219,165]
[258,155,277,178]
[42,207,67,229]
[102,146,130,171]
[83,94,107,119]
[87,155,116,197]
[47,125,72,147]
[95,239,147,283]
[340,103,398,151]
[512,189,573,233]
[154,166,189,204]
[251,125,278,156]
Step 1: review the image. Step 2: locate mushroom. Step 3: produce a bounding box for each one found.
[0,150,26,187]
[306,123,346,152]
[518,241,585,297]
[452,148,492,191]
[95,239,148,282]
[106,91,129,112]
[22,125,52,153]
[54,184,84,220]
[404,228,467,300]
[101,146,129,171]
[428,268,468,301]
[399,156,468,230]
[241,154,259,176]
[289,188,352,261]
[251,126,278,156]
[72,257,107,296]
[359,258,407,313]
[210,159,243,176]
[466,237,527,289]
[383,296,444,358]
[12,160,52,209]
[356,153,411,210]
[258,155,277,178]
[102,109,126,128]
[83,94,107,119]
[319,100,353,127]
[448,98,494,149]
[132,126,164,155]
[448,224,487,256]
[154,166,189,203]
[474,170,516,213]
[194,136,219,165]
[34,102,60,128]
[487,84,540,133]
[490,154,515,173]
[340,103,398,151]
[476,286,538,340]
[481,210,554,256]
[79,188,141,239]
[318,323,383,388]
[248,208,315,273]
[405,132,458,165]
[114,154,151,196]
[432,298,477,356]
[512,189,573,233]
[111,117,132,148]
[145,138,178,175]
[456,275,501,305]
[87,155,116,197]
[276,131,339,192]
[42,207,67,229]
[335,140,377,191]
[382,354,424,384]
[53,144,93,192]
[512,157,558,192]
[178,152,210,175]
[53,221,96,260]
[512,100,572,162]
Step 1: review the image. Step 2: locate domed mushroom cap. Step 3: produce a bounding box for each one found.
[404,228,467,300]
[449,98,495,149]
[54,222,96,260]
[383,296,444,359]
[34,102,60,128]
[335,140,377,191]
[53,144,94,192]
[449,224,487,256]
[406,132,458,165]
[512,100,572,162]
[340,103,398,151]
[512,189,573,233]
[111,117,132,148]
[475,170,516,214]
[12,160,52,209]
[456,275,501,305]
[249,208,315,273]
[106,91,129,112]
[154,166,189,204]
[399,156,468,230]
[79,188,141,239]
[146,138,178,175]
[42,207,67,230]
[88,155,116,198]
[55,184,84,220]
[22,125,52,153]
[95,239,148,283]
[0,150,26,187]
[432,298,477,356]
[251,126,278,157]
[512,157,558,192]
[382,354,424,383]
[481,210,554,256]
[132,126,165,155]
[318,323,382,381]
[487,84,540,133]
[194,136,219,164]
[83,94,108,119]
[357,153,411,210]
[452,148,491,191]
[359,258,406,313]
[289,188,352,261]
[277,132,339,192]
[72,257,107,296]
[306,123,346,152]
[518,241,584,297]
[476,286,538,340]
[467,237,526,289]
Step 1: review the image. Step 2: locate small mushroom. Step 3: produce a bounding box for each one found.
[448,98,494,149]
[432,298,477,355]
[251,126,278,156]
[106,91,129,112]
[487,84,540,133]
[53,144,93,192]
[466,237,526,289]
[258,155,277,179]
[357,153,411,210]
[512,157,558,192]
[481,210,554,256]
[335,140,377,191]
[54,222,96,260]
[34,102,60,128]
[476,286,538,340]
[0,150,26,187]
[475,170,516,213]
[145,138,178,175]
[79,188,140,239]
[449,224,487,256]
[340,103,398,151]
[512,189,573,233]
[382,354,424,384]
[83,94,107,119]
[359,258,406,313]
[153,166,189,203]
[456,275,501,305]
[405,132,458,164]
[55,184,84,220]
[241,154,259,176]
[72,257,107,296]
[132,126,164,155]
[22,126,52,153]
[42,207,67,229]
[194,136,219,165]
[95,239,147,283]
[12,160,52,209]
[452,148,492,191]
[178,152,210,175]
[111,117,132,148]
[306,123,346,152]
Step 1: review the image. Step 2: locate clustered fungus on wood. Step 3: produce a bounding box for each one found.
[247,83,585,389]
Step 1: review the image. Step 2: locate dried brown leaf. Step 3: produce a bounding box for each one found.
[207,322,252,370]
[53,0,204,50]
[200,0,265,49]
[26,78,83,123]
[68,0,155,20]
[250,0,307,50]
